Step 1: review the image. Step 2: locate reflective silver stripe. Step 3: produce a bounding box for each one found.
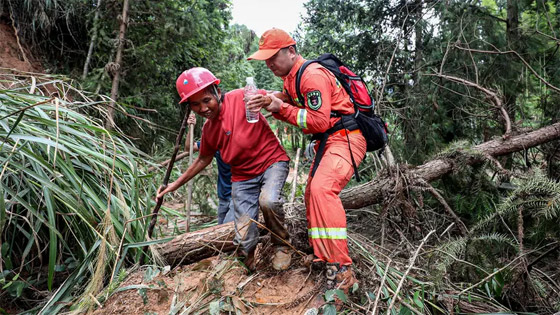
[308,227,347,239]
[297,109,308,129]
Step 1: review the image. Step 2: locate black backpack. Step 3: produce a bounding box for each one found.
[295,53,388,153]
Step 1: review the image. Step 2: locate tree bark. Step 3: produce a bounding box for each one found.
[158,222,236,266]
[505,0,520,121]
[82,0,103,80]
[338,122,560,210]
[106,0,130,130]
[158,122,560,265]
[413,0,423,83]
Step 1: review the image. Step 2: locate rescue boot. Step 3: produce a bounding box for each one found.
[271,246,292,270]
[325,263,358,310]
[334,265,358,295]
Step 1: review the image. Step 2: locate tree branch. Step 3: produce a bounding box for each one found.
[453,44,560,94]
[427,73,512,135]
[338,121,560,210]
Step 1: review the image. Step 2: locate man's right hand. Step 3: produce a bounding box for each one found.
[263,93,283,113]
[246,94,270,112]
[156,185,168,202]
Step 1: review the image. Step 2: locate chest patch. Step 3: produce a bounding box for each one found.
[306,90,322,110]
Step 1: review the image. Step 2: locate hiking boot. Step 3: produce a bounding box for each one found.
[271,246,292,270]
[326,263,357,293]
[335,265,358,294]
[325,263,358,310]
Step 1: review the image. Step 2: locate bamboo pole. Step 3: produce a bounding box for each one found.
[82,0,103,79]
[184,120,195,232]
[106,0,129,130]
[147,108,191,237]
[289,148,301,203]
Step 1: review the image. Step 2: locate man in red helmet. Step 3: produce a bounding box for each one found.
[156,67,292,271]
[247,29,366,297]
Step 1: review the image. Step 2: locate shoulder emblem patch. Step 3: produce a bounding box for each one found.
[306,90,322,110]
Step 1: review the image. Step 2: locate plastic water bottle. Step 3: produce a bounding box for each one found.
[244,77,259,123]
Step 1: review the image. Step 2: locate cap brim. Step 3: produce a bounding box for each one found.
[247,48,281,60]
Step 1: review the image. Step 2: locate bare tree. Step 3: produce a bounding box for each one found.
[105,0,130,130]
[82,0,103,80]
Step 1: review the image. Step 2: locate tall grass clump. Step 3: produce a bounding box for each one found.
[0,71,158,312]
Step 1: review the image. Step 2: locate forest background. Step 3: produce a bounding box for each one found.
[0,0,559,314]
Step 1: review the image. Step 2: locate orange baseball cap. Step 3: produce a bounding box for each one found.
[247,28,296,60]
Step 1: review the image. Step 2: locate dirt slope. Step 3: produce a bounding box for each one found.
[96,251,324,314]
[0,21,42,73]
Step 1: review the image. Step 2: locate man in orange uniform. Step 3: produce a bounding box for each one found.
[247,29,367,293]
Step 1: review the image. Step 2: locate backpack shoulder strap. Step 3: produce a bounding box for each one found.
[295,60,317,107]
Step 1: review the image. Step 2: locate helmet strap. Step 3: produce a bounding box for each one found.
[211,85,222,105]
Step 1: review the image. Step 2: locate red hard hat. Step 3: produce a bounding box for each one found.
[175,67,221,103]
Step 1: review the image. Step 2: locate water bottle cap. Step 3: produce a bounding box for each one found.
[246,77,254,85]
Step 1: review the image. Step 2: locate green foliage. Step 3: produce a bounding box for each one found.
[213,24,283,92]
[350,236,435,314]
[474,170,560,242]
[324,289,347,303]
[0,272,26,298]
[321,303,337,315]
[434,233,516,277]
[300,0,560,165]
[3,0,289,153]
[430,172,560,311]
[424,140,504,225]
[0,73,156,309]
[2,0,560,312]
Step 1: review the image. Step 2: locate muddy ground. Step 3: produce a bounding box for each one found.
[94,248,326,315]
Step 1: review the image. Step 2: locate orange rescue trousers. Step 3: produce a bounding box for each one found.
[305,130,367,266]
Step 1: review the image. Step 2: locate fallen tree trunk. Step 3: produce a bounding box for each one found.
[158,221,236,266]
[338,122,560,210]
[159,122,560,264]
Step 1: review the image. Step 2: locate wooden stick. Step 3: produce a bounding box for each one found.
[185,119,195,232]
[387,230,435,311]
[147,108,191,237]
[372,260,391,315]
[289,148,301,203]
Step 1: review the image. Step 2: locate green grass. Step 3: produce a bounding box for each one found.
[0,72,159,311]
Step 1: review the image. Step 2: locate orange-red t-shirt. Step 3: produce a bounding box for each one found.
[272,56,355,134]
[200,89,289,182]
